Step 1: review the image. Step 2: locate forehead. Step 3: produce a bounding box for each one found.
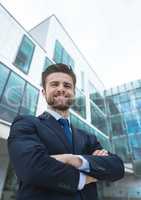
[46,72,73,84]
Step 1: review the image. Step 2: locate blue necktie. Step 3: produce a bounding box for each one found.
[58,118,72,145]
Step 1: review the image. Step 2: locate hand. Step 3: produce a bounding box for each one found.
[92,149,108,156]
[85,175,97,185]
[51,154,82,168]
[51,154,69,163]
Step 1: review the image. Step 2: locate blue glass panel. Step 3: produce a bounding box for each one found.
[91,102,108,135]
[0,72,25,122]
[20,83,39,115]
[119,93,130,103]
[14,35,35,73]
[43,57,53,71]
[0,63,9,97]
[124,113,140,134]
[135,88,141,98]
[120,102,131,112]
[71,88,86,119]
[136,98,141,110]
[53,40,63,63]
[53,40,75,69]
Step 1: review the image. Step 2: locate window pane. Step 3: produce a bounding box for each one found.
[135,88,141,99]
[71,88,86,119]
[0,63,9,97]
[43,57,53,71]
[14,35,35,73]
[62,50,69,65]
[136,98,141,110]
[53,40,63,63]
[91,102,108,135]
[53,40,75,69]
[0,72,25,122]
[119,93,129,103]
[68,57,75,70]
[20,83,39,115]
[89,82,105,113]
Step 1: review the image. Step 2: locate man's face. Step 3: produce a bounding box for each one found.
[42,72,75,111]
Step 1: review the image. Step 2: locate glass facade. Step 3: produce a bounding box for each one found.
[89,81,106,113]
[105,81,141,175]
[90,101,108,135]
[53,40,75,69]
[0,62,39,123]
[70,113,111,151]
[71,88,86,119]
[43,57,53,71]
[13,35,35,73]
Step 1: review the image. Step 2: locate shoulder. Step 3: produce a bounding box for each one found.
[11,114,38,127]
[10,115,40,137]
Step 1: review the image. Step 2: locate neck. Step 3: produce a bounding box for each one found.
[49,106,69,118]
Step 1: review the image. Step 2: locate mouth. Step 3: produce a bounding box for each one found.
[54,95,68,98]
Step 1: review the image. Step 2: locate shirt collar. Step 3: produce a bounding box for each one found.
[46,107,70,123]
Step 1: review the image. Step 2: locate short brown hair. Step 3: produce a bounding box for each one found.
[42,63,76,89]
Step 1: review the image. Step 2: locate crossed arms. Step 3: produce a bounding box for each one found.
[51,149,109,186]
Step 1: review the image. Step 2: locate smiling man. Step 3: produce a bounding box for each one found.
[8,63,124,200]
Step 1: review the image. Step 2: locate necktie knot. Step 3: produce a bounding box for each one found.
[58,118,69,127]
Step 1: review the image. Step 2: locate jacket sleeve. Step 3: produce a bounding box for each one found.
[8,116,79,194]
[82,134,125,182]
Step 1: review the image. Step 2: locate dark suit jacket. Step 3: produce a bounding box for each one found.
[8,112,124,200]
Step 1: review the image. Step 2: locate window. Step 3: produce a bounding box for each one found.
[135,88,141,99]
[20,83,39,115]
[136,98,141,110]
[43,57,53,71]
[124,113,140,134]
[110,115,124,136]
[53,40,75,69]
[119,93,130,103]
[54,40,63,63]
[14,35,35,73]
[0,63,10,97]
[0,72,25,122]
[71,88,86,119]
[89,81,105,113]
[90,102,108,134]
[0,63,39,123]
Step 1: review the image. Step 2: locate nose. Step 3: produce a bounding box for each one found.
[57,83,65,93]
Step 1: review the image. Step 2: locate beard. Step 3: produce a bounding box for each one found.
[47,95,74,111]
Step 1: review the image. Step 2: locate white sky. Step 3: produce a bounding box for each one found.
[0,0,141,89]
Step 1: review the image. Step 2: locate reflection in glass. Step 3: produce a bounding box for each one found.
[53,40,75,69]
[20,83,39,115]
[90,102,108,135]
[0,72,25,122]
[14,35,35,73]
[71,88,86,119]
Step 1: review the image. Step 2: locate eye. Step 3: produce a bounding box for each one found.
[64,83,72,88]
[50,82,58,87]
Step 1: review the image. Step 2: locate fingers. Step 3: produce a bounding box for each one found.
[92,149,108,156]
[86,175,98,185]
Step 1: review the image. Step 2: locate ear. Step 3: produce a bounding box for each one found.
[42,88,46,96]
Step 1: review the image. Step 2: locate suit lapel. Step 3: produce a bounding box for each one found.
[38,112,72,153]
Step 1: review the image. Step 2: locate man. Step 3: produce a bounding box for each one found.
[8,63,124,200]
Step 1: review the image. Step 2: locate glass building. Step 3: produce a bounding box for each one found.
[105,80,141,172]
[0,3,141,200]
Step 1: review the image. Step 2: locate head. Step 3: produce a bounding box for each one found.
[42,63,76,111]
